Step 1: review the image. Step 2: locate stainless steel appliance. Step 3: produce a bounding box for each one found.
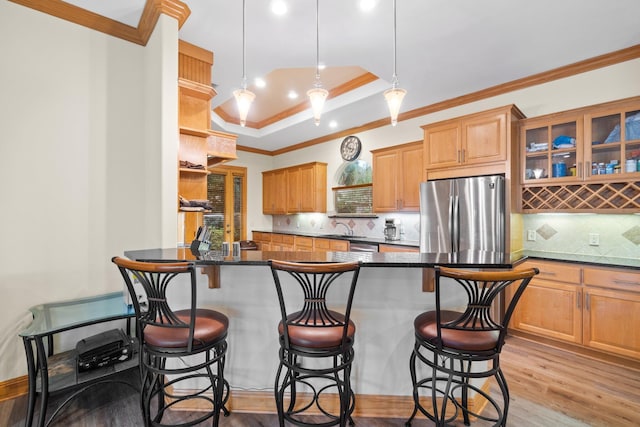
[384,218,401,241]
[349,242,379,252]
[419,175,505,253]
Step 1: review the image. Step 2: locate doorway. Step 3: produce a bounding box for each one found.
[205,166,247,250]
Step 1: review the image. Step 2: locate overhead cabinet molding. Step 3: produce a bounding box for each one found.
[262,162,327,215]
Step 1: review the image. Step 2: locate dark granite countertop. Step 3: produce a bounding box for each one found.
[252,230,420,248]
[516,250,640,270]
[123,247,638,271]
[124,248,517,269]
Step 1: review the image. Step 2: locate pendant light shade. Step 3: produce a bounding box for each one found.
[385,0,406,126]
[307,0,327,126]
[384,86,406,127]
[307,86,328,126]
[233,87,255,127]
[234,0,254,127]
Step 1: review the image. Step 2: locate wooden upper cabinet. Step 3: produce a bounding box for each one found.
[263,162,326,214]
[298,162,325,212]
[423,120,461,169]
[372,141,423,212]
[262,169,287,215]
[286,167,301,213]
[423,105,524,179]
[463,110,508,164]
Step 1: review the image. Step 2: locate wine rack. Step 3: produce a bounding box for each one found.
[521,181,640,212]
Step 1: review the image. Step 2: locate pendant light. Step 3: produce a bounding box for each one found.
[383,0,406,126]
[233,0,255,127]
[307,0,328,126]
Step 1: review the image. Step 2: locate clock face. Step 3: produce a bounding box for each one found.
[340,136,362,161]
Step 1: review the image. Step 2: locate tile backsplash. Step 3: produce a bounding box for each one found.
[271,213,422,242]
[521,213,640,259]
[268,212,640,259]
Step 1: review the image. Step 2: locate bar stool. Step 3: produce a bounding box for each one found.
[112,257,230,427]
[405,266,539,427]
[269,260,361,427]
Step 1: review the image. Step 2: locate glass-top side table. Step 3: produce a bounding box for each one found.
[20,292,137,427]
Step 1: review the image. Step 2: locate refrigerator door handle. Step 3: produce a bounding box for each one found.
[450,195,459,253]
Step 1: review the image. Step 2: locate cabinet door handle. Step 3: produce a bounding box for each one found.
[577,290,581,309]
[585,293,590,311]
[613,279,640,286]
[461,149,466,163]
[577,161,582,178]
[539,271,557,277]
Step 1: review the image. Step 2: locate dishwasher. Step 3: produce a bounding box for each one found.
[348,242,378,252]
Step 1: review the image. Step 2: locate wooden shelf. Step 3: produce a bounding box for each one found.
[179,126,210,137]
[179,167,209,175]
[521,181,640,212]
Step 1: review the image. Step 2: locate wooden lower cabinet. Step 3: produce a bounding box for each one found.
[295,236,314,251]
[251,233,349,252]
[271,233,294,251]
[313,238,349,252]
[510,259,640,361]
[582,267,640,360]
[512,278,582,344]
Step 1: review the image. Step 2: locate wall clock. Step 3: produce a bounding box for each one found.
[340,136,362,161]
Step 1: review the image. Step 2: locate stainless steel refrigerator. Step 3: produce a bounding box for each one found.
[419,174,505,253]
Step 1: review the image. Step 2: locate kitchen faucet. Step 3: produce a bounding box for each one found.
[335,221,354,236]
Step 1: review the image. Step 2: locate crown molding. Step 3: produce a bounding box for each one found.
[9,0,190,46]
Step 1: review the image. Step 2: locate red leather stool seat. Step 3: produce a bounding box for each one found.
[144,309,228,348]
[414,310,500,352]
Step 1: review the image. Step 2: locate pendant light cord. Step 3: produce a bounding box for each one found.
[392,0,398,87]
[315,0,320,82]
[241,0,247,89]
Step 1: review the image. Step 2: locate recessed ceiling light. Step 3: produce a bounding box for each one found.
[329,120,338,129]
[288,90,298,99]
[254,77,266,88]
[271,0,287,15]
[359,0,377,12]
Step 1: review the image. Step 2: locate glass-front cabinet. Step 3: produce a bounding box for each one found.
[585,106,640,178]
[522,114,582,183]
[521,99,640,184]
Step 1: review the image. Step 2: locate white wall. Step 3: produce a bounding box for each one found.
[0,3,177,381]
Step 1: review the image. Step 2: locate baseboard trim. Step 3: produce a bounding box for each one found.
[0,375,28,402]
[169,384,489,419]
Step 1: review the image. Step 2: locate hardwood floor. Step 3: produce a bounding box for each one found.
[2,336,639,426]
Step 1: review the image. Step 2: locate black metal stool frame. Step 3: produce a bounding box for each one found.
[270,260,361,427]
[113,257,230,427]
[406,266,539,427]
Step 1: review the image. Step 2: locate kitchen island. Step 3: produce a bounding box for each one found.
[121,247,521,417]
